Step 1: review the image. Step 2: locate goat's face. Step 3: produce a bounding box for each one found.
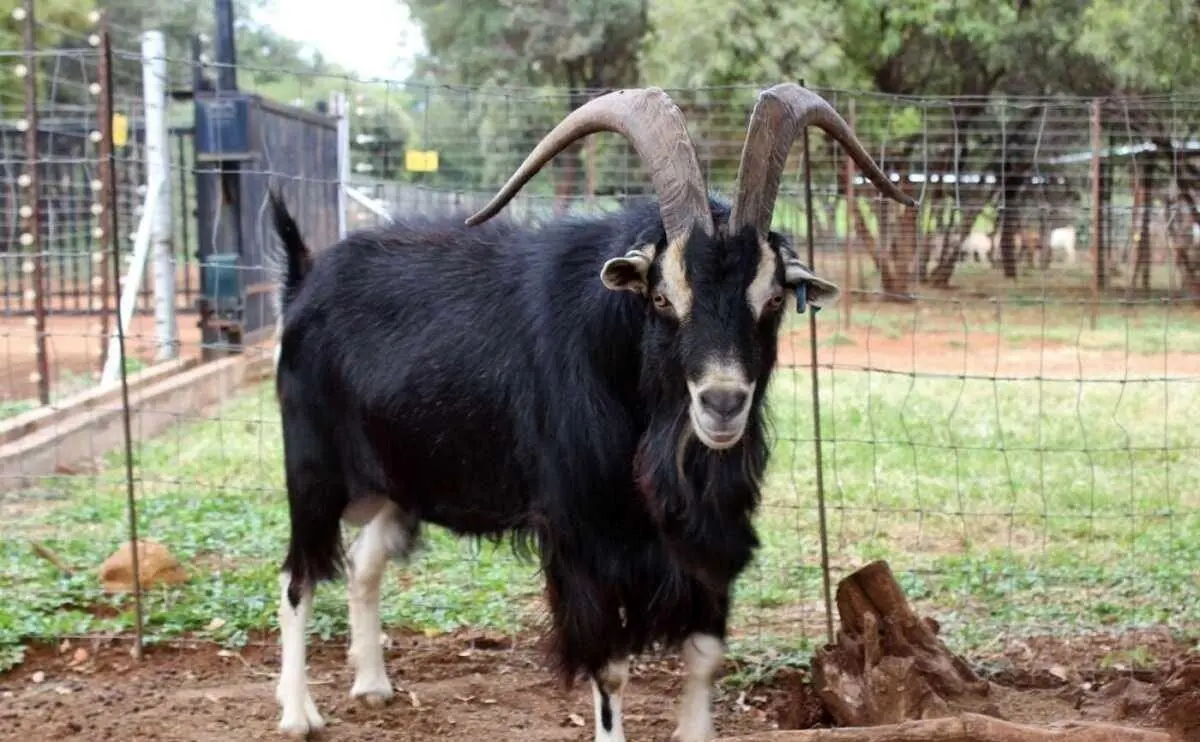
[603,223,834,450]
[465,84,911,452]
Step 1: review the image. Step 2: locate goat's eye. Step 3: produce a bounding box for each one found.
[652,292,672,310]
[767,292,785,310]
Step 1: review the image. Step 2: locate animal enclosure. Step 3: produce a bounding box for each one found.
[1,13,1197,742]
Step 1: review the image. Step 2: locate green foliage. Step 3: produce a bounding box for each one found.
[641,0,842,88]
[408,0,646,88]
[401,0,649,193]
[394,0,1200,206]
[1078,0,1200,93]
[643,0,1165,98]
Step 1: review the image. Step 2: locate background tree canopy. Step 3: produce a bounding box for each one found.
[396,0,1198,193]
[397,0,1200,288]
[11,0,1199,288]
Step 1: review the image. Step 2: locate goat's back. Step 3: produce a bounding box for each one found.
[275,207,652,538]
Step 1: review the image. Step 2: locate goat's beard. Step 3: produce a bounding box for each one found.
[632,402,766,590]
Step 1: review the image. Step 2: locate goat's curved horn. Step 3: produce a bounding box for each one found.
[730,83,917,237]
[465,88,713,244]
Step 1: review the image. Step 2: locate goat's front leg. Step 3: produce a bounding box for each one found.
[671,633,724,742]
[591,657,630,742]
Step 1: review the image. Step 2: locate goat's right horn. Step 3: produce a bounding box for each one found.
[465,88,713,246]
[730,82,917,239]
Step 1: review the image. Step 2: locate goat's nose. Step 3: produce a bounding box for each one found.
[700,388,749,419]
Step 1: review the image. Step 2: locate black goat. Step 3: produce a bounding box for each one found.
[269,83,914,740]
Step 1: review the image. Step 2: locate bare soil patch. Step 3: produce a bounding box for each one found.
[0,629,1193,741]
[0,311,204,403]
[779,325,1200,379]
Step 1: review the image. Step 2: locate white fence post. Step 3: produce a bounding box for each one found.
[141,30,176,361]
[332,91,350,239]
[101,175,164,389]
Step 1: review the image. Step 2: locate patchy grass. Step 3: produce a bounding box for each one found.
[2,356,1199,671]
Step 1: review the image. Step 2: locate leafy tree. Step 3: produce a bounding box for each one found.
[406,0,648,198]
[1078,0,1200,295]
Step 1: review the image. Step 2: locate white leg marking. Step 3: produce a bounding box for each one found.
[276,572,324,737]
[273,316,283,370]
[347,501,407,707]
[591,659,629,742]
[672,634,724,742]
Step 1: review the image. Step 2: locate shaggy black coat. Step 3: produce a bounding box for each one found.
[270,193,783,682]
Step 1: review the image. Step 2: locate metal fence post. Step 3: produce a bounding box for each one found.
[21,0,50,405]
[843,98,856,330]
[97,15,146,660]
[142,30,177,361]
[801,80,836,645]
[1089,99,1102,329]
[334,91,350,240]
[94,11,115,374]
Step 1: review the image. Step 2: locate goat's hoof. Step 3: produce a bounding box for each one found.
[278,712,324,738]
[277,694,326,737]
[354,690,392,708]
[350,678,394,708]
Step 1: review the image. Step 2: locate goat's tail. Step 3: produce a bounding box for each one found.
[267,187,313,312]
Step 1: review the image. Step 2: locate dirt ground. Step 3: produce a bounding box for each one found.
[0,311,204,403]
[0,628,1195,742]
[777,325,1200,379]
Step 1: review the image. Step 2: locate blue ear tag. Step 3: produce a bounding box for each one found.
[794,283,808,314]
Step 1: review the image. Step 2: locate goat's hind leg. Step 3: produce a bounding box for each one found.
[276,572,324,737]
[591,654,630,742]
[346,498,413,706]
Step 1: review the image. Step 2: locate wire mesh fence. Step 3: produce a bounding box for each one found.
[1,11,1197,730]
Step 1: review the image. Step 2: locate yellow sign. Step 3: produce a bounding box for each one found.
[405,149,439,172]
[112,113,128,148]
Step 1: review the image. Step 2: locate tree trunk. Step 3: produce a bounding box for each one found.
[866,201,914,300]
[1096,157,1111,289]
[1171,184,1200,301]
[896,204,919,289]
[929,201,989,289]
[1132,162,1155,292]
[998,180,1023,279]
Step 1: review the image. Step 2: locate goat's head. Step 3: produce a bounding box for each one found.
[466,84,915,451]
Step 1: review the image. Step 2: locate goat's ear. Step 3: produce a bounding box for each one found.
[601,244,656,295]
[771,234,841,308]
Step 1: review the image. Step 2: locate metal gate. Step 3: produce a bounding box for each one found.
[192,92,339,353]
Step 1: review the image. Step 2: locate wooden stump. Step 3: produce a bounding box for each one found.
[714,560,1180,742]
[810,560,993,726]
[1152,657,1200,741]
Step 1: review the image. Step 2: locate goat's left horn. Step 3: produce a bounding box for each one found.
[465,88,713,246]
[729,83,917,238]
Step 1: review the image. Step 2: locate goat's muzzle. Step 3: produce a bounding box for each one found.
[687,378,754,450]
